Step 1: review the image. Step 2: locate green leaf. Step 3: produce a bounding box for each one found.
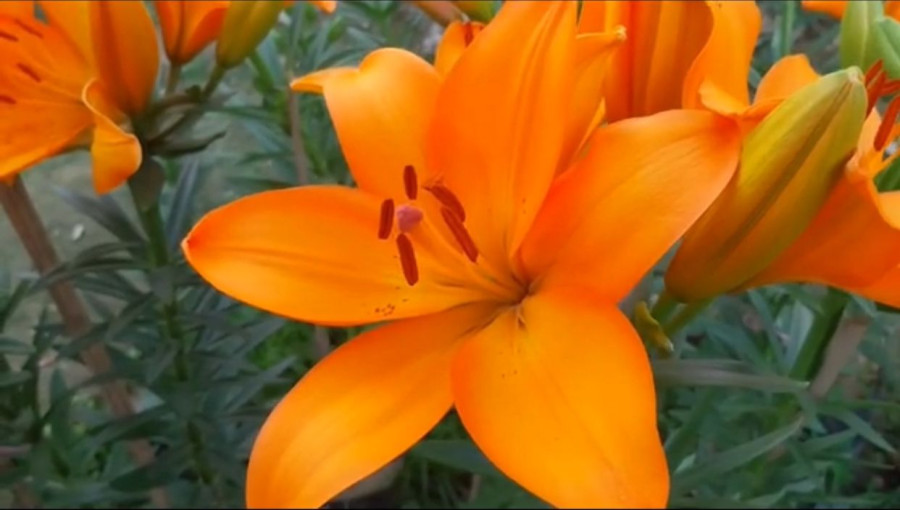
[672,416,804,492]
[165,158,202,251]
[411,439,500,478]
[55,187,146,245]
[874,16,900,78]
[0,370,32,387]
[822,408,896,454]
[653,359,807,393]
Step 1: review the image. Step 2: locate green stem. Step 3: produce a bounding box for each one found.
[651,289,679,325]
[777,1,797,58]
[202,65,226,99]
[663,298,712,337]
[790,288,849,380]
[249,51,276,93]
[165,63,182,96]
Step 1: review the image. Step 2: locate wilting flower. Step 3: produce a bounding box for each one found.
[0,0,159,192]
[579,0,761,122]
[183,2,741,508]
[666,66,869,301]
[214,0,336,69]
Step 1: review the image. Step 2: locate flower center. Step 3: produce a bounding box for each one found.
[374,164,484,287]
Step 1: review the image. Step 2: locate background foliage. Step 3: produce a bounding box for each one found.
[2,2,900,509]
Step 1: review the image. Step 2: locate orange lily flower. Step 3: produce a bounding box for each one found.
[578,0,761,122]
[741,60,900,307]
[0,1,158,193]
[803,0,900,20]
[183,2,741,508]
[156,0,335,68]
[155,1,229,66]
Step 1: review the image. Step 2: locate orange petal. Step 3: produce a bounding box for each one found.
[582,1,714,121]
[182,186,485,326]
[683,1,761,114]
[37,1,93,66]
[0,98,90,181]
[755,54,821,104]
[749,182,900,291]
[433,20,484,77]
[156,1,228,66]
[852,262,900,308]
[559,28,626,171]
[82,80,141,194]
[801,0,848,19]
[247,303,494,508]
[427,0,576,268]
[0,1,33,18]
[293,49,440,198]
[307,0,336,13]
[89,1,159,116]
[452,288,668,508]
[519,110,740,301]
[887,1,900,21]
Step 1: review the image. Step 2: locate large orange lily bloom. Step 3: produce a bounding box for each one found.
[743,59,900,307]
[0,0,158,193]
[183,2,740,508]
[155,0,335,67]
[803,0,900,20]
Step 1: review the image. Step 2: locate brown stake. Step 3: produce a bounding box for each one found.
[0,176,169,508]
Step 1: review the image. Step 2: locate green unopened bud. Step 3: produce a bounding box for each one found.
[874,16,900,78]
[455,1,495,22]
[840,0,883,70]
[215,1,284,69]
[665,68,868,302]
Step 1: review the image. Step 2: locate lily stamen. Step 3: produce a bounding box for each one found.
[865,60,884,84]
[395,233,419,285]
[403,164,418,200]
[425,184,466,221]
[440,207,479,262]
[17,63,41,83]
[875,95,900,151]
[377,199,394,240]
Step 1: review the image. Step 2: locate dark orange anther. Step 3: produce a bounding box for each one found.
[0,95,15,105]
[883,79,900,97]
[426,184,466,222]
[463,22,475,45]
[866,60,884,85]
[378,199,394,240]
[867,70,887,114]
[441,207,478,262]
[403,164,418,200]
[396,234,419,285]
[875,96,900,151]
[0,30,17,41]
[17,63,40,83]
[13,19,41,39]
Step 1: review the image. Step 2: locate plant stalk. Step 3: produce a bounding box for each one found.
[0,176,169,508]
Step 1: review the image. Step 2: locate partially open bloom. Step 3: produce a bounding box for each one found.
[0,0,158,192]
[214,0,336,69]
[155,0,229,66]
[738,60,900,308]
[183,2,741,508]
[666,67,869,300]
